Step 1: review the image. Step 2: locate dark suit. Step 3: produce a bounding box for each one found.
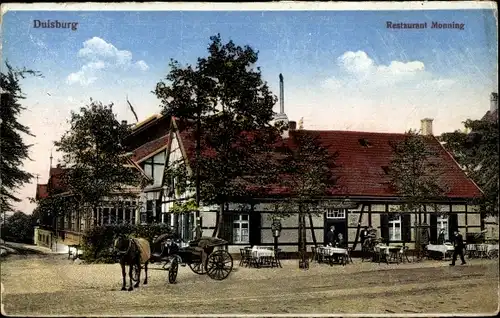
[326,230,336,246]
[360,230,368,245]
[451,233,466,265]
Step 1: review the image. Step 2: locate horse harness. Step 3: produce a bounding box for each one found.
[116,238,135,257]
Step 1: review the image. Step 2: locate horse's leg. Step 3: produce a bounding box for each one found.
[128,263,134,291]
[120,261,126,291]
[143,261,148,285]
[134,260,141,288]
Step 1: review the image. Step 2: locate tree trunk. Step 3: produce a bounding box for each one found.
[351,204,367,251]
[308,213,317,247]
[213,204,224,238]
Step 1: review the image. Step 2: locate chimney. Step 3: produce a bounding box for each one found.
[121,120,128,125]
[421,118,434,136]
[289,121,297,130]
[490,92,498,113]
[279,73,284,114]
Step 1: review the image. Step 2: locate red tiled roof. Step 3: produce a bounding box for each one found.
[48,167,67,193]
[131,134,169,162]
[174,117,483,199]
[36,184,48,200]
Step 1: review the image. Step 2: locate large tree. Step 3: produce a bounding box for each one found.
[155,34,282,237]
[273,131,338,267]
[387,130,449,229]
[54,101,143,229]
[0,63,41,213]
[440,118,498,217]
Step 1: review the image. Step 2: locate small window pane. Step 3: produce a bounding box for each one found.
[241,214,249,221]
[241,223,249,229]
[233,223,239,228]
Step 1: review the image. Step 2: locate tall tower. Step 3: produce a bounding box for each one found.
[274,73,289,138]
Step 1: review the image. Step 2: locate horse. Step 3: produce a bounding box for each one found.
[113,235,151,291]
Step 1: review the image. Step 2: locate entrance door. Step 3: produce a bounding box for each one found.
[323,208,348,245]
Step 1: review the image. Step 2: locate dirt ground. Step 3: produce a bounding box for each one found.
[1,253,498,316]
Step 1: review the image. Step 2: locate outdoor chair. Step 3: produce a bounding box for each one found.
[310,246,318,262]
[466,244,476,258]
[243,247,259,268]
[398,246,411,263]
[239,248,249,267]
[378,248,389,265]
[388,247,401,264]
[346,247,353,264]
[476,244,488,258]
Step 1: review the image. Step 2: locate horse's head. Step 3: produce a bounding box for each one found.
[113,234,131,256]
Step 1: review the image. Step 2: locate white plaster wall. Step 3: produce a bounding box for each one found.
[371,204,386,212]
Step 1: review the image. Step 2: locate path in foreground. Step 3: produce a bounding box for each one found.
[1,255,498,316]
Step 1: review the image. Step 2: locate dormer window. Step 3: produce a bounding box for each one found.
[358,138,372,148]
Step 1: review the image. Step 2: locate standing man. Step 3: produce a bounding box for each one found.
[360,226,369,246]
[326,226,336,246]
[437,228,446,245]
[450,230,466,266]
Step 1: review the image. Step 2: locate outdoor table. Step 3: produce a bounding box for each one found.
[374,244,403,264]
[426,244,454,260]
[317,246,348,265]
[251,247,277,267]
[474,244,499,258]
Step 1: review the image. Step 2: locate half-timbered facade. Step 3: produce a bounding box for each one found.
[35,111,485,254]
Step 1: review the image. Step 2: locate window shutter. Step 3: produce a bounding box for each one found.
[448,213,458,241]
[380,214,389,242]
[155,199,162,223]
[222,213,233,243]
[249,212,261,246]
[402,213,411,243]
[430,214,437,244]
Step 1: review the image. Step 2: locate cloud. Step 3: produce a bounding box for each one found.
[321,50,458,94]
[136,60,149,71]
[67,37,149,86]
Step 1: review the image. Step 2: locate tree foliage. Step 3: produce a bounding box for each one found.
[273,131,338,256]
[155,34,282,236]
[388,130,449,217]
[0,211,38,244]
[0,62,41,213]
[440,118,499,216]
[54,101,143,218]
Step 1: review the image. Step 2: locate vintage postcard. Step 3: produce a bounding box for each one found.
[0,2,498,317]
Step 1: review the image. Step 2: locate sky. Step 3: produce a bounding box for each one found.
[1,3,498,215]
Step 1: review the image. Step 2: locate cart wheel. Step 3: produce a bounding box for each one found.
[188,259,207,275]
[131,264,140,282]
[206,250,233,280]
[168,258,178,284]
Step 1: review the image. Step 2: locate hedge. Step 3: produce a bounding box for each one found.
[82,223,172,263]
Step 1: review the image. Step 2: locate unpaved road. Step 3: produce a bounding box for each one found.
[1,254,498,316]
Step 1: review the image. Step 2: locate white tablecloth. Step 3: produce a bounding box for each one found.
[427,244,454,256]
[252,248,274,258]
[475,244,499,253]
[374,245,401,255]
[318,247,347,256]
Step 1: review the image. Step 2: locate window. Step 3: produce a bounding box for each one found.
[143,151,166,186]
[326,209,346,219]
[233,214,249,244]
[388,214,402,241]
[437,215,449,239]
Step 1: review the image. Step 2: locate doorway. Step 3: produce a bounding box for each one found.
[323,208,348,245]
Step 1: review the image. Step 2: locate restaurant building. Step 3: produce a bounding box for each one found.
[34,82,487,255]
